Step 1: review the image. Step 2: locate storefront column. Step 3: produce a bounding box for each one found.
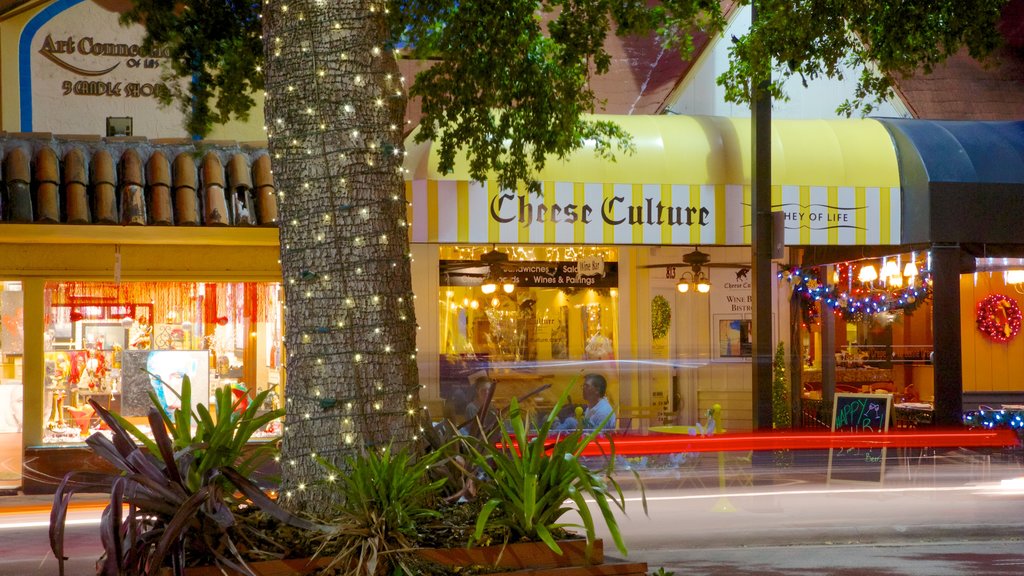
[820,290,836,402]
[931,244,963,426]
[618,249,638,415]
[21,278,45,448]
[787,287,800,426]
[410,244,438,401]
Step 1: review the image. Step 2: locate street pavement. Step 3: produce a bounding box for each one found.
[638,541,1024,576]
[1,447,1022,575]
[586,448,1024,575]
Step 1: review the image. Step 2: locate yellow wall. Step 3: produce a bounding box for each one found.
[0,226,280,281]
[0,1,38,130]
[961,272,1024,392]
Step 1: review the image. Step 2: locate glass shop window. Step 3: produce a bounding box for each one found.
[41,281,283,444]
[437,246,619,424]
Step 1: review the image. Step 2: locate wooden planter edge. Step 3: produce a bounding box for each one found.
[416,537,603,569]
[184,538,650,575]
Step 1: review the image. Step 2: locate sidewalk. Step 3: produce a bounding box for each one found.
[0,491,108,516]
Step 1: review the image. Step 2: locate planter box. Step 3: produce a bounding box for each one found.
[184,539,647,576]
[416,538,601,569]
[184,558,330,576]
[499,564,649,576]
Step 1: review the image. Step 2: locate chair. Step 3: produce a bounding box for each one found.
[721,450,754,488]
[617,405,659,432]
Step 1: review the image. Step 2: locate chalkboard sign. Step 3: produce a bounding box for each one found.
[827,393,892,483]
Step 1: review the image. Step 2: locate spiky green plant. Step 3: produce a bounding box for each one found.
[113,374,284,494]
[314,445,450,575]
[462,377,643,562]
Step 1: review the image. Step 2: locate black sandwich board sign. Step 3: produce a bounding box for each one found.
[827,393,893,484]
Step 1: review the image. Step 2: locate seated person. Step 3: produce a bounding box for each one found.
[901,382,920,403]
[443,391,469,424]
[582,373,616,431]
[465,377,495,421]
[461,377,499,438]
[550,399,580,432]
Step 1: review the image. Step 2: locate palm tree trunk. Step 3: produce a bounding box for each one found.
[262,0,419,510]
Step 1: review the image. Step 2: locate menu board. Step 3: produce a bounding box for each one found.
[827,393,892,483]
[121,350,210,417]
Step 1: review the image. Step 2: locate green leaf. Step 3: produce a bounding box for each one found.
[535,523,562,555]
[472,499,502,545]
[523,473,537,532]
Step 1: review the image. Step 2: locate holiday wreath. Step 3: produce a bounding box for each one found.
[976,293,1022,343]
[651,295,671,340]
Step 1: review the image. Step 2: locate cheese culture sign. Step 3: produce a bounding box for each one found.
[408,179,901,247]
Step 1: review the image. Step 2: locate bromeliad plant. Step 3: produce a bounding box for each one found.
[49,376,328,576]
[462,377,644,562]
[314,445,450,575]
[115,375,283,495]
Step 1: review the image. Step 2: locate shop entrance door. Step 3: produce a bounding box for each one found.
[643,286,701,428]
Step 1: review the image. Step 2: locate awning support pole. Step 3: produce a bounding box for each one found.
[751,2,774,431]
[931,244,963,426]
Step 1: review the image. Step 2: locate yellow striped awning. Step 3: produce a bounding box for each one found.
[404,115,901,246]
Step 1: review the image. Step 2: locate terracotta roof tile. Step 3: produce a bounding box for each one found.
[0,136,277,227]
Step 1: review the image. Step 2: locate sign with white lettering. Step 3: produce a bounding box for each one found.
[828,393,892,483]
[440,261,618,289]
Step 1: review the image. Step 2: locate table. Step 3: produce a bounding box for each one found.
[893,402,933,429]
[649,424,706,436]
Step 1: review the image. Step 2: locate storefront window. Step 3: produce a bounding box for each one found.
[438,246,619,424]
[791,254,934,406]
[0,282,24,488]
[41,281,283,444]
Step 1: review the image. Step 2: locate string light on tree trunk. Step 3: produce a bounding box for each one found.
[262,0,422,503]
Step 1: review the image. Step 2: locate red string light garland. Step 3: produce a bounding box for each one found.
[976,293,1022,343]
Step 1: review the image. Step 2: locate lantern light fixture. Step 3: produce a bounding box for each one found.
[480,270,498,295]
[676,269,711,294]
[858,264,878,283]
[881,259,900,279]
